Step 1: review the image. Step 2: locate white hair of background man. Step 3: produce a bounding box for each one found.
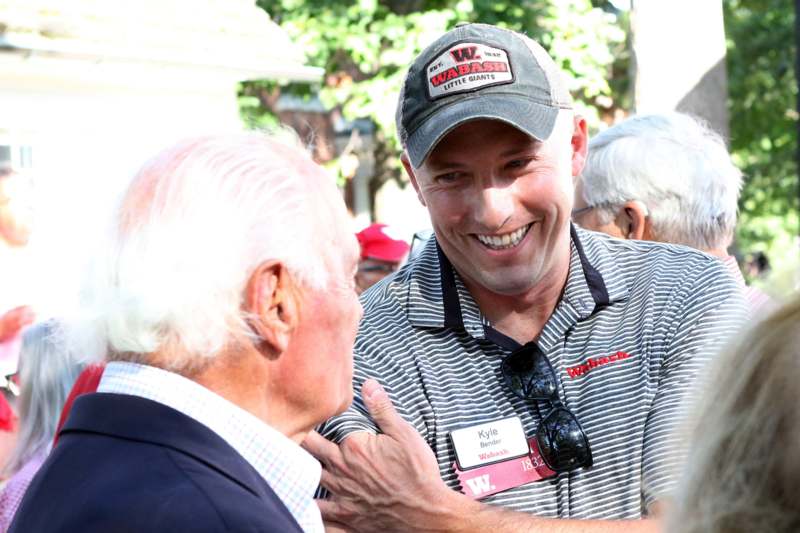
[579,112,743,251]
[75,132,333,374]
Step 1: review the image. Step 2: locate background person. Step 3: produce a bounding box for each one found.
[355,223,410,294]
[0,169,36,334]
[0,320,83,531]
[0,168,37,473]
[0,168,34,250]
[10,133,362,533]
[667,294,800,533]
[573,112,772,311]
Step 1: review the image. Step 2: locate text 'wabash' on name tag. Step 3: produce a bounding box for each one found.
[449,416,530,470]
[454,437,556,500]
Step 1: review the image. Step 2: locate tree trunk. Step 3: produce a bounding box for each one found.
[630,0,729,140]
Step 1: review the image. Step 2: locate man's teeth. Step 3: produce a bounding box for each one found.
[476,224,531,250]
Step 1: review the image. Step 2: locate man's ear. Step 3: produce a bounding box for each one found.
[621,200,649,241]
[570,115,589,177]
[400,152,426,207]
[243,260,299,357]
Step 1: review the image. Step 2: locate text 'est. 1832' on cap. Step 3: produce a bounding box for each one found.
[396,23,573,168]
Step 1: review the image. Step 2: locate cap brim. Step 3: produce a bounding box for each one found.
[404,94,560,168]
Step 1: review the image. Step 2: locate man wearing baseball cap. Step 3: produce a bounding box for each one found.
[355,223,410,294]
[306,23,746,531]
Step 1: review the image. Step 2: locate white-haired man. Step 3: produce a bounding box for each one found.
[304,23,747,532]
[10,134,362,532]
[573,112,772,311]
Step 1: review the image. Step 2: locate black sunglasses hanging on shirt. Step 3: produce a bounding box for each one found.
[500,343,593,472]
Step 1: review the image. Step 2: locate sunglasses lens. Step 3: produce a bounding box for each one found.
[501,348,558,400]
[537,407,592,472]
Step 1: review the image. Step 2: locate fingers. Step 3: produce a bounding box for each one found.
[317,498,347,526]
[323,521,351,533]
[302,430,341,466]
[361,378,407,438]
[318,463,343,494]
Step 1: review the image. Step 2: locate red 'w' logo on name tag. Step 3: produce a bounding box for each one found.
[465,474,494,496]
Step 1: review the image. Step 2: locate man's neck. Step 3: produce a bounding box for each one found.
[462,239,572,345]
[191,346,312,445]
[704,247,730,260]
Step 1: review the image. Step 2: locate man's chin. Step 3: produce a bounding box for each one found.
[469,268,541,297]
[325,389,355,421]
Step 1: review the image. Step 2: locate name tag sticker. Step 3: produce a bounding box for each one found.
[454,437,557,499]
[449,416,530,470]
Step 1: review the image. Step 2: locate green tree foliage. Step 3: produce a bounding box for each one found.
[725,0,799,278]
[244,0,625,187]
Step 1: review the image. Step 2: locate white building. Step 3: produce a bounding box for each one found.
[0,0,322,317]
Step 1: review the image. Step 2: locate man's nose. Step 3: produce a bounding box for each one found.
[473,185,515,232]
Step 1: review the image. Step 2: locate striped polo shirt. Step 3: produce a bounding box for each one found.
[320,225,747,519]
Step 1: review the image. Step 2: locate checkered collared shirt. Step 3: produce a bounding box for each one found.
[99,362,323,533]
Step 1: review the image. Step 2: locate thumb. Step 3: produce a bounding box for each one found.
[362,378,406,437]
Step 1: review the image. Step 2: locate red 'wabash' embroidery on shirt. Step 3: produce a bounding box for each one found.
[566,351,630,379]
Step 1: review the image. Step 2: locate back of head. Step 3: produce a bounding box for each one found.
[75,132,337,375]
[4,320,83,476]
[668,295,800,532]
[580,112,742,251]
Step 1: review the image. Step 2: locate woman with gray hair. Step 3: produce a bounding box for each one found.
[668,294,800,532]
[0,321,83,530]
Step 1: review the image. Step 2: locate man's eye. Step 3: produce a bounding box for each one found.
[435,172,463,184]
[506,158,533,170]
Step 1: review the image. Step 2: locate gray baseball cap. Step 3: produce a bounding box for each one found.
[396,23,573,168]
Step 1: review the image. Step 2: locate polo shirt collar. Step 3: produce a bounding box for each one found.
[406,224,628,343]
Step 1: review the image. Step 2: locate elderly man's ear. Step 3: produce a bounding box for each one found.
[618,200,650,241]
[244,261,300,356]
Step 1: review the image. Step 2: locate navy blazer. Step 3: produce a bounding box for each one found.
[10,393,306,532]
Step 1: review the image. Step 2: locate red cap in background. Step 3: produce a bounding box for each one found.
[356,223,410,263]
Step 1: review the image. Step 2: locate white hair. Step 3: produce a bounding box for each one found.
[667,295,800,532]
[579,112,742,250]
[4,320,84,476]
[74,132,334,374]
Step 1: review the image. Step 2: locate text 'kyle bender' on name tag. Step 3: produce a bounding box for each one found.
[449,416,530,470]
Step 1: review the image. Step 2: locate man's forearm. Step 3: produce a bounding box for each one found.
[429,489,660,533]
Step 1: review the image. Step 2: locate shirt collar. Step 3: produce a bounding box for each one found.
[406,224,628,343]
[98,361,322,532]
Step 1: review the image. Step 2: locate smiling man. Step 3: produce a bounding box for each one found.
[310,23,747,532]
